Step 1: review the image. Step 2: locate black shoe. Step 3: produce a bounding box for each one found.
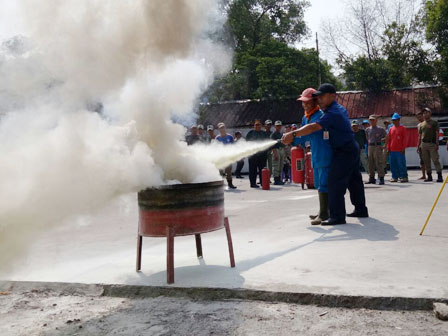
[250,184,260,188]
[273,179,285,185]
[424,174,433,182]
[227,182,237,189]
[437,173,443,183]
[236,175,244,179]
[378,177,384,185]
[321,218,346,225]
[365,178,376,184]
[347,209,369,218]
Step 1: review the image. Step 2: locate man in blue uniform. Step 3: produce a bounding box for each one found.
[282,83,368,225]
[288,88,332,225]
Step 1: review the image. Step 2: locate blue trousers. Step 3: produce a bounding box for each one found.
[389,151,408,179]
[328,141,367,221]
[313,167,329,193]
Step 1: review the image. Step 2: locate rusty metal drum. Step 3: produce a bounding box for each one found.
[138,180,224,237]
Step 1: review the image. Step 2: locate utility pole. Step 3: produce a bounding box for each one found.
[316,32,322,87]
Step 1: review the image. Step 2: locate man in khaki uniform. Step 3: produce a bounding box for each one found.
[365,115,387,185]
[418,107,443,182]
[270,120,286,185]
[415,111,426,180]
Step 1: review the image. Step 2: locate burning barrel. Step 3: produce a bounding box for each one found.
[136,180,235,284]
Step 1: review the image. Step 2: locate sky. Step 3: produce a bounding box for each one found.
[298,0,347,66]
[0,1,22,40]
[302,0,345,43]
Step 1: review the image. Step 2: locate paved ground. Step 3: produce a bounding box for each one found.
[1,170,447,300]
[1,287,447,336]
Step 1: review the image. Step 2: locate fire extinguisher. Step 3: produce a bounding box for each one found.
[305,150,314,189]
[291,146,305,189]
[262,168,270,190]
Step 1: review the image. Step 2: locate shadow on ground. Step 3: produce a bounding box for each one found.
[132,235,323,287]
[308,217,399,242]
[129,218,398,287]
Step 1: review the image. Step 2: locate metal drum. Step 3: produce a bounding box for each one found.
[138,180,224,237]
[136,180,235,284]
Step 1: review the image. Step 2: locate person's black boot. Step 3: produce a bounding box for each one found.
[365,177,376,184]
[227,180,237,189]
[274,177,284,185]
[379,177,385,185]
[321,218,346,225]
[437,172,443,183]
[424,173,433,182]
[347,207,369,218]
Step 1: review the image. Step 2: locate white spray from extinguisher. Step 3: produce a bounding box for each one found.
[190,140,277,170]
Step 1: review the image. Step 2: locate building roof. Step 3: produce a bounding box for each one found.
[199,98,304,128]
[338,86,448,119]
[199,86,448,128]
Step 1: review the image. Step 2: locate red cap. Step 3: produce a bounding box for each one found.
[297,88,317,102]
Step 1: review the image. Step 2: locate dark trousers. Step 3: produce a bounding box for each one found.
[235,160,244,177]
[283,162,290,181]
[249,154,266,186]
[328,141,367,221]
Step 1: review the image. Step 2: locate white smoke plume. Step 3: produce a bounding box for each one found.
[0,0,277,269]
[0,0,257,267]
[191,140,278,170]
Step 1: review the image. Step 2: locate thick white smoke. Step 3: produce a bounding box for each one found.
[0,0,247,266]
[0,0,276,269]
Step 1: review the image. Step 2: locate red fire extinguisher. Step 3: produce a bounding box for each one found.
[291,146,305,189]
[262,168,270,190]
[305,151,314,189]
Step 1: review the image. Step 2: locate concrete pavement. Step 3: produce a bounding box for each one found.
[1,170,447,300]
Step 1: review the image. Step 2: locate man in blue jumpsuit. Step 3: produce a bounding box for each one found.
[291,88,333,225]
[282,83,368,225]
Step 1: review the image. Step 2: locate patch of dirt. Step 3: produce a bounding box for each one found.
[0,289,447,336]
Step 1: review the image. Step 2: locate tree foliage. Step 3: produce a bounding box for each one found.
[227,0,309,51]
[425,0,448,86]
[325,0,436,92]
[204,0,340,102]
[342,56,391,92]
[207,40,338,102]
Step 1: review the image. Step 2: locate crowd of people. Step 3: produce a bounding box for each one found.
[185,119,298,190]
[350,107,445,184]
[185,83,446,225]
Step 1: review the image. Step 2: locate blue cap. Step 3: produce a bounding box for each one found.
[312,83,337,96]
[391,113,401,120]
[362,119,369,124]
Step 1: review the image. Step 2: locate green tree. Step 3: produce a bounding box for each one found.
[205,40,339,102]
[323,0,436,92]
[342,56,392,92]
[204,0,341,102]
[227,0,309,51]
[425,0,448,85]
[382,22,435,88]
[340,19,435,92]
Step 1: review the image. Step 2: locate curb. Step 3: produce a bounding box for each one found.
[1,280,447,311]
